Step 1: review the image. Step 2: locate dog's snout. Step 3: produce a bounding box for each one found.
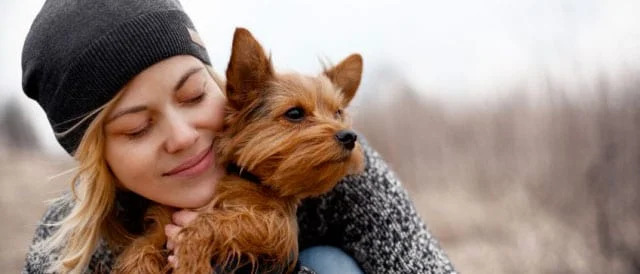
[335,130,357,150]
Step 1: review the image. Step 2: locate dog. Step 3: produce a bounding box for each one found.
[113,27,364,274]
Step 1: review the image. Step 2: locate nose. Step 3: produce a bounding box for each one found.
[164,115,199,154]
[335,130,357,150]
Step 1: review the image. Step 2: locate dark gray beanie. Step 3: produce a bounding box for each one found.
[22,0,211,154]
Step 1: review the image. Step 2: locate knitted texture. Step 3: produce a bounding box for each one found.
[22,142,456,274]
[22,0,210,154]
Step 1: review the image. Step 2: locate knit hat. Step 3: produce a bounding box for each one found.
[22,0,211,154]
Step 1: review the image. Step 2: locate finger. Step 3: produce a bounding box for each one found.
[168,255,178,268]
[165,224,181,240]
[166,238,175,250]
[172,210,198,226]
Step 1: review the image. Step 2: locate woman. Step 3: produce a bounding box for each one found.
[21,0,456,273]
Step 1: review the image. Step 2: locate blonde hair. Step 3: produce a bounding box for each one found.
[40,64,224,273]
[40,90,131,274]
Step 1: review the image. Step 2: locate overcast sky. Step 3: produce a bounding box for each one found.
[1,0,639,153]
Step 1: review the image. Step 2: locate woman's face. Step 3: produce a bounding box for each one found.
[104,55,226,208]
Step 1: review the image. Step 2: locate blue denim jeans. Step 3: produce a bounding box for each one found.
[299,246,363,274]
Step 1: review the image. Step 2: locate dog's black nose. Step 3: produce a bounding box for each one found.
[335,130,357,150]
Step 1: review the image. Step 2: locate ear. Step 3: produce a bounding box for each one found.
[225,28,274,109]
[323,54,363,106]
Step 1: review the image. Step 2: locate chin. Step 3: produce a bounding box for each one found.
[168,165,222,208]
[183,196,213,209]
[181,180,217,209]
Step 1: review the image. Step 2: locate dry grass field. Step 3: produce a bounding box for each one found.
[0,149,72,272]
[1,76,639,273]
[353,76,640,273]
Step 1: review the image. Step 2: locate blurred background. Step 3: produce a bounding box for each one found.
[2,0,640,273]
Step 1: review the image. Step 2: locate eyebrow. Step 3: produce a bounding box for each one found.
[106,105,147,124]
[174,66,205,92]
[106,66,205,124]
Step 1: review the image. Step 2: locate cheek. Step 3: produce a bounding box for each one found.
[105,140,156,190]
[199,93,226,130]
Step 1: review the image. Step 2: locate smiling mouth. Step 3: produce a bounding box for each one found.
[163,145,214,177]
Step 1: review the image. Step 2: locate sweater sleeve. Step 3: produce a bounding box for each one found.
[23,195,309,274]
[22,195,115,274]
[22,196,73,274]
[297,141,457,274]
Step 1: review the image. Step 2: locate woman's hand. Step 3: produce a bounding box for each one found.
[165,209,199,268]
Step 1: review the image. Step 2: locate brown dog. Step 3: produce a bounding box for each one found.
[113,27,364,274]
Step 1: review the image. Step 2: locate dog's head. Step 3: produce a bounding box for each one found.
[217,28,364,199]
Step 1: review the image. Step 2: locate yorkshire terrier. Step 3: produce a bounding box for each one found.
[113,27,364,274]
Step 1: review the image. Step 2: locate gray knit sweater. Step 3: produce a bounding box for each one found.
[23,142,456,273]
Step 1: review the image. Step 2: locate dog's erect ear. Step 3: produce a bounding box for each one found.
[323,54,363,106]
[226,28,274,109]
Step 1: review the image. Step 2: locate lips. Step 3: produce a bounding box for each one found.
[163,145,214,177]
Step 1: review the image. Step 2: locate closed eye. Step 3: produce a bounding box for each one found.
[184,93,205,104]
[125,121,151,140]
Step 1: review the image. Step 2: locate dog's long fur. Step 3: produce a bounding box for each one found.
[113,28,364,274]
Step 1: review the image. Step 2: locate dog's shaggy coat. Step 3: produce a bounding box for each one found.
[112,28,364,273]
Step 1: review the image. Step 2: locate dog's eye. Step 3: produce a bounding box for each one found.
[284,107,305,122]
[335,109,343,119]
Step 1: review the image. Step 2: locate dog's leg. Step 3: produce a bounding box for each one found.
[171,211,219,274]
[113,205,173,274]
[173,208,298,274]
